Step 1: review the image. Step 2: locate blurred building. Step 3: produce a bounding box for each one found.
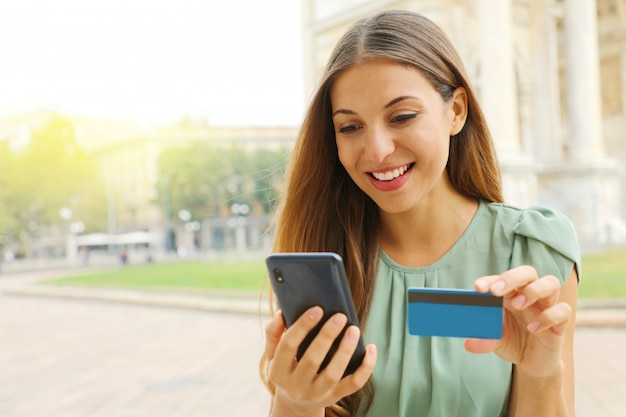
[75,119,297,256]
[302,0,626,250]
[0,111,297,259]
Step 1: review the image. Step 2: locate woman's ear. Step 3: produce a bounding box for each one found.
[449,87,468,136]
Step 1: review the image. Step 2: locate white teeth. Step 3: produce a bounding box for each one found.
[372,164,410,181]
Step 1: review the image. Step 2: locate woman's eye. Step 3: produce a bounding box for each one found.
[392,113,417,124]
[338,124,360,134]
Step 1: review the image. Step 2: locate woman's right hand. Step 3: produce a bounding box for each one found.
[264,307,377,417]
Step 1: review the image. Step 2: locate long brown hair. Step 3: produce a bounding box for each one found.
[260,9,502,416]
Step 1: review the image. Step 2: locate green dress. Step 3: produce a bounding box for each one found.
[361,200,581,417]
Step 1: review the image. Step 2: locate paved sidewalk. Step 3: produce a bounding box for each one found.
[1,291,625,416]
[575,327,626,416]
[1,267,626,416]
[0,293,270,417]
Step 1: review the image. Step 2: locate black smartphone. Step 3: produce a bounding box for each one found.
[265,252,366,377]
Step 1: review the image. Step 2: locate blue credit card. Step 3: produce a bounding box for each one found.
[407,288,503,339]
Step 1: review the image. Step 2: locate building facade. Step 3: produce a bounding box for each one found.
[80,121,298,256]
[302,0,626,250]
[0,111,297,260]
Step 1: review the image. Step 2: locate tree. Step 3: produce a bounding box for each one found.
[156,143,289,221]
[0,116,107,256]
[248,148,290,213]
[0,144,19,252]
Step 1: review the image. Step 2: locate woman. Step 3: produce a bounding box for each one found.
[261,9,580,417]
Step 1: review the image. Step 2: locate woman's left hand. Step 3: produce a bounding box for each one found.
[464,265,572,378]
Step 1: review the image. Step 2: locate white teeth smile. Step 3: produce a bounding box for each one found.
[371,164,411,181]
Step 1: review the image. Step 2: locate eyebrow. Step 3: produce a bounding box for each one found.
[332,95,422,117]
[385,95,421,108]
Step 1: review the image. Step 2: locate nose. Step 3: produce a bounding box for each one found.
[364,126,396,163]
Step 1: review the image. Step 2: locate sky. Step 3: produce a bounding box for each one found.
[0,0,304,128]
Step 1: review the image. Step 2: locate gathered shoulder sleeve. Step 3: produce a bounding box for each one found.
[510,205,581,284]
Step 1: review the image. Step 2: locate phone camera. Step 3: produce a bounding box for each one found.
[273,268,284,283]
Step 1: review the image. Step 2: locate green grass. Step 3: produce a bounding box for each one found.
[579,250,626,299]
[48,260,268,294]
[45,250,626,299]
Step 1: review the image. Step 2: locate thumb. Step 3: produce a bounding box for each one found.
[265,310,286,360]
[464,338,499,354]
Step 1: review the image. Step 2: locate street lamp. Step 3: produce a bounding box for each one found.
[59,207,73,221]
[178,209,192,222]
[230,203,250,252]
[59,207,82,264]
[177,209,200,254]
[69,221,85,234]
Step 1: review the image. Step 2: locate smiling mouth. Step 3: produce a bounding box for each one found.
[370,163,414,181]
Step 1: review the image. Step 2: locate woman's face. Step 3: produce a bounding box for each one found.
[330,59,467,214]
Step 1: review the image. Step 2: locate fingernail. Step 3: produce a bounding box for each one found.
[527,321,541,332]
[331,313,347,327]
[491,281,506,294]
[475,279,489,291]
[512,295,526,309]
[308,307,322,320]
[345,326,359,341]
[367,344,377,356]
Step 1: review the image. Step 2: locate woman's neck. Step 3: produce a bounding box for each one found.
[378,193,479,267]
